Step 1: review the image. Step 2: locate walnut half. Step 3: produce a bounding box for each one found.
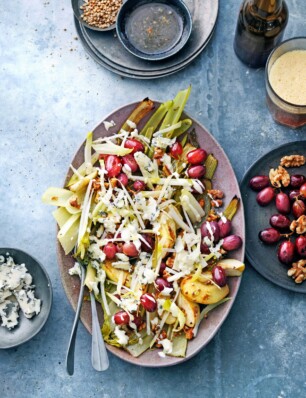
[290,215,306,234]
[280,155,306,168]
[269,166,290,188]
[288,260,306,284]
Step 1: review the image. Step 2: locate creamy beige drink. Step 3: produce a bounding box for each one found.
[269,50,306,105]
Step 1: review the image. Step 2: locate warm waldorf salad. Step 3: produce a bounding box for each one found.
[43,88,244,358]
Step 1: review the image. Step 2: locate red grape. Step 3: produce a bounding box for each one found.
[295,236,306,258]
[117,173,128,186]
[169,142,183,159]
[212,265,227,287]
[292,200,306,218]
[155,277,172,292]
[278,241,295,264]
[269,214,291,231]
[131,313,142,329]
[105,155,122,178]
[201,221,220,243]
[187,165,206,179]
[256,187,275,206]
[122,154,138,172]
[140,293,157,312]
[222,235,242,251]
[259,228,281,244]
[124,138,144,154]
[275,192,290,214]
[289,190,301,202]
[187,148,208,165]
[133,180,146,191]
[122,242,139,257]
[218,218,232,238]
[200,242,210,254]
[140,234,154,253]
[103,242,117,259]
[290,174,306,188]
[114,310,130,325]
[300,183,306,198]
[249,175,270,191]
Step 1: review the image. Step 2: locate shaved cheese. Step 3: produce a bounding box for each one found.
[116,271,125,295]
[152,136,176,149]
[120,185,145,229]
[167,206,192,232]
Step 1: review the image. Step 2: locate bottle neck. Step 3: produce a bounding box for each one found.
[252,0,283,14]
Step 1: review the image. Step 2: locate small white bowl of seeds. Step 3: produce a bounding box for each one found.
[72,0,125,32]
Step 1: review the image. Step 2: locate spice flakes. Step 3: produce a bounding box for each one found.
[80,0,122,29]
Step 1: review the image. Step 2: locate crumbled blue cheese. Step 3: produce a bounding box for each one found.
[0,255,41,329]
[114,326,129,345]
[14,289,41,319]
[0,301,19,329]
[87,240,106,263]
[69,262,82,278]
[158,338,173,357]
[102,120,116,131]
[126,119,137,129]
[120,293,139,313]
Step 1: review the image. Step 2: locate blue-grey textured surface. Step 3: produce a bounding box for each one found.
[1,1,306,397]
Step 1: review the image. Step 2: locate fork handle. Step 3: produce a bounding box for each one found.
[90,291,109,371]
[66,266,86,376]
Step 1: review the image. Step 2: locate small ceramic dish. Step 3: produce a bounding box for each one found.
[71,0,125,32]
[116,0,192,61]
[0,248,53,349]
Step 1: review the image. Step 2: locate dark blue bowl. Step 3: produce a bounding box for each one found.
[116,0,192,61]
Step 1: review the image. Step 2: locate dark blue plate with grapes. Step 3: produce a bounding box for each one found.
[240,141,306,293]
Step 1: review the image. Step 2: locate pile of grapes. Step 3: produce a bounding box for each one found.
[249,173,306,271]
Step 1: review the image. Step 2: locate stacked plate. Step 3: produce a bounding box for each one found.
[74,0,219,79]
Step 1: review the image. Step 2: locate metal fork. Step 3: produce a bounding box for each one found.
[66,263,109,374]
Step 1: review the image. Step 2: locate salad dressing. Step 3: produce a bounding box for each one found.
[269,50,306,105]
[125,3,183,55]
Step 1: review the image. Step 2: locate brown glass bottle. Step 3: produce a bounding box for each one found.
[233,0,288,68]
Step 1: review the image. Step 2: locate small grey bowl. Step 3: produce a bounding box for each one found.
[0,248,52,349]
[116,0,192,61]
[71,0,125,32]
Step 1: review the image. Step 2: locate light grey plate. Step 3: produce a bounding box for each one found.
[75,0,218,78]
[76,17,196,79]
[76,18,215,78]
[0,248,52,349]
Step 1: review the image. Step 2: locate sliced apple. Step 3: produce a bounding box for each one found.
[177,293,200,328]
[180,274,229,305]
[217,259,245,276]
